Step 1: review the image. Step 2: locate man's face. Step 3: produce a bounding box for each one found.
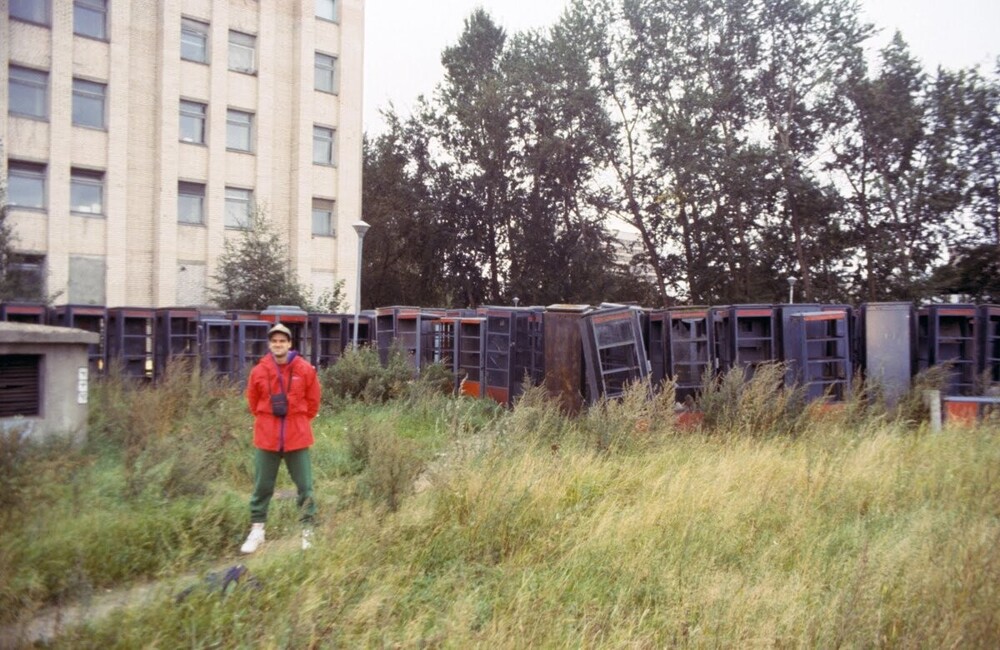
[269,333,291,360]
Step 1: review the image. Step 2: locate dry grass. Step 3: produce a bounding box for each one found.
[7,368,1000,648]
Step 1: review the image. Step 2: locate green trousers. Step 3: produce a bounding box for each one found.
[249,448,316,525]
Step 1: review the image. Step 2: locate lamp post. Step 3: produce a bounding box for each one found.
[351,220,370,348]
[787,276,798,304]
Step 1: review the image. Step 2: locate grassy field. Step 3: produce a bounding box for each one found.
[1,360,998,648]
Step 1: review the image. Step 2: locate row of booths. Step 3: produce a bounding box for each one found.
[2,301,998,411]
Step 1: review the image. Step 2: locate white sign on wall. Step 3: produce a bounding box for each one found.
[78,367,88,405]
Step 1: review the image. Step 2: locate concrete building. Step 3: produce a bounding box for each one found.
[0,321,98,443]
[1,0,365,309]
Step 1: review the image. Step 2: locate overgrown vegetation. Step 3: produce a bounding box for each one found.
[2,365,998,647]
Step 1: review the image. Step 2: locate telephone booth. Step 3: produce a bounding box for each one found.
[344,311,375,349]
[666,307,715,402]
[200,316,234,376]
[543,304,590,414]
[646,309,668,389]
[0,302,47,324]
[234,319,270,378]
[106,307,155,379]
[858,302,915,407]
[783,309,853,401]
[579,305,650,403]
[51,304,107,375]
[453,315,487,398]
[712,304,776,378]
[918,304,978,396]
[227,309,263,322]
[513,306,545,398]
[374,306,438,372]
[154,307,200,377]
[481,306,545,406]
[259,305,308,351]
[778,304,853,393]
[309,312,347,368]
[375,306,412,365]
[980,305,1000,388]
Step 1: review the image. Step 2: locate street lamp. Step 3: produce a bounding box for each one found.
[787,276,798,304]
[351,220,371,348]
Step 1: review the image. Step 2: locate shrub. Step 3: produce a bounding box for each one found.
[321,342,414,405]
[892,363,953,426]
[697,362,806,437]
[347,423,426,512]
[88,359,251,498]
[581,379,680,453]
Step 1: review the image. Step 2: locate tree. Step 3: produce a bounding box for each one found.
[433,9,517,305]
[958,61,1000,247]
[209,208,328,311]
[361,110,452,307]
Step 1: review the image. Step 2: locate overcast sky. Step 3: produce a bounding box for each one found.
[362,0,1000,136]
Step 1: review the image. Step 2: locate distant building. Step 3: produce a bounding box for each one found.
[1,0,364,309]
[611,228,658,285]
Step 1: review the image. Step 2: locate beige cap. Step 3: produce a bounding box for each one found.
[268,323,293,339]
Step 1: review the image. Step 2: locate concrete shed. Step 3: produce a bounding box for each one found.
[0,322,100,444]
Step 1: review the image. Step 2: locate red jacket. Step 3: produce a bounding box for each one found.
[246,352,321,452]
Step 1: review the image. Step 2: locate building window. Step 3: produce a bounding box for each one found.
[226,109,254,152]
[179,100,207,144]
[10,0,51,25]
[72,78,106,128]
[181,17,209,63]
[313,126,335,165]
[74,0,107,40]
[5,254,46,301]
[225,187,253,229]
[312,198,335,237]
[316,0,338,21]
[178,181,205,224]
[228,30,256,73]
[7,161,47,210]
[8,66,48,119]
[0,355,41,418]
[314,53,337,93]
[70,169,105,215]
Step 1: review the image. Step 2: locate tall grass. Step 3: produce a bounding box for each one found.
[4,362,999,647]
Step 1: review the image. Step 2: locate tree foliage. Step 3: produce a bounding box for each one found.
[362,1,1000,307]
[209,208,344,312]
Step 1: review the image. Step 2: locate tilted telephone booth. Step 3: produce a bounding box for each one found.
[579,305,650,404]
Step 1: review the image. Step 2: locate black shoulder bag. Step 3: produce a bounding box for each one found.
[270,357,292,417]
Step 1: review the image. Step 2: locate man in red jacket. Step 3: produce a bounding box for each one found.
[241,322,322,553]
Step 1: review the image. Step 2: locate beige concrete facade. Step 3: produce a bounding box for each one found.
[1,0,365,310]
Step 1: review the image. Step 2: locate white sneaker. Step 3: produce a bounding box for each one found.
[240,523,265,554]
[301,528,313,550]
